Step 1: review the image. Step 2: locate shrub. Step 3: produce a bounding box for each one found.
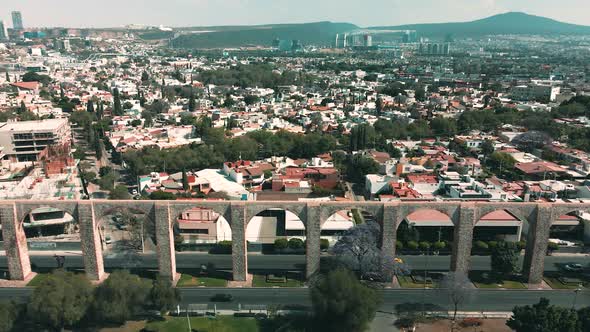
[547,242,559,251]
[211,240,232,254]
[407,241,419,250]
[433,241,446,250]
[396,241,404,250]
[517,240,527,250]
[487,241,499,249]
[460,318,483,327]
[474,240,489,250]
[320,238,330,250]
[419,241,431,250]
[274,238,288,250]
[288,238,305,250]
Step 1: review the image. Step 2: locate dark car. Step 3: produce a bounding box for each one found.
[210,293,233,302]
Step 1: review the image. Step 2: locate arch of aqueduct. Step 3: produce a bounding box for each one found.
[1,200,586,288]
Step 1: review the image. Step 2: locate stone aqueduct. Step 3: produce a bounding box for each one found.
[0,200,587,287]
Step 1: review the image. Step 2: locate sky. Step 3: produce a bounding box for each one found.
[1,0,590,28]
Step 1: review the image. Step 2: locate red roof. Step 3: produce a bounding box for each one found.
[11,81,40,90]
[480,210,519,221]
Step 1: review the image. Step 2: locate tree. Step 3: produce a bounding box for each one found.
[439,272,472,321]
[113,87,123,116]
[188,90,196,112]
[491,241,519,280]
[0,302,19,332]
[311,268,381,332]
[512,131,552,153]
[109,185,130,200]
[27,270,93,331]
[375,97,384,116]
[92,270,151,325]
[507,298,579,332]
[149,191,177,200]
[578,306,590,332]
[86,100,95,113]
[430,117,457,137]
[182,169,189,191]
[481,139,495,157]
[332,221,382,276]
[150,276,181,314]
[141,71,150,83]
[19,100,27,114]
[244,95,260,105]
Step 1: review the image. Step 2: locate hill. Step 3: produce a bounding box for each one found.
[171,22,358,48]
[370,12,590,38]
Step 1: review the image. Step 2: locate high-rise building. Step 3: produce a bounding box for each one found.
[11,11,23,30]
[0,21,7,40]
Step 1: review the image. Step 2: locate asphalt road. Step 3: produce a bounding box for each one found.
[2,287,588,312]
[176,288,590,311]
[1,253,586,272]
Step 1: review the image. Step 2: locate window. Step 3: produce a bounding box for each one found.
[181,229,209,234]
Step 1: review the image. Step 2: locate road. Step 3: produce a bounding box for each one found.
[1,287,588,311]
[2,253,586,272]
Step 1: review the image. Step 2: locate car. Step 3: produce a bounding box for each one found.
[131,189,138,196]
[564,264,583,272]
[105,236,112,244]
[210,293,233,302]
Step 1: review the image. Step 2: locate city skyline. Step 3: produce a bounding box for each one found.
[3,0,590,29]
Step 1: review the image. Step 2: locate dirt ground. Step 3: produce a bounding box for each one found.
[415,319,511,332]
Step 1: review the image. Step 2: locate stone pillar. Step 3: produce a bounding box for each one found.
[78,202,105,281]
[450,204,476,276]
[381,203,399,259]
[154,202,178,282]
[381,203,400,281]
[523,204,553,287]
[0,203,31,281]
[305,203,321,279]
[230,202,247,281]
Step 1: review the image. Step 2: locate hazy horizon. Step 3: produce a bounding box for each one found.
[1,0,590,29]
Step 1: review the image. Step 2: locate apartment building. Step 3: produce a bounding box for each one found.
[0,119,71,162]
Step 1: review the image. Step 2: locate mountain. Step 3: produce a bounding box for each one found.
[369,12,590,38]
[170,22,358,48]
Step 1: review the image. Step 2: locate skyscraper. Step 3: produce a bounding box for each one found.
[11,11,23,30]
[0,21,7,40]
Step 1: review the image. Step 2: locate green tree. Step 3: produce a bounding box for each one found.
[188,90,196,112]
[491,241,519,280]
[150,276,181,314]
[113,87,123,116]
[481,139,495,157]
[86,100,94,113]
[141,71,149,83]
[27,270,93,331]
[0,302,19,332]
[430,117,457,137]
[244,95,260,105]
[182,168,189,191]
[91,270,151,325]
[507,298,579,332]
[149,191,177,200]
[109,185,130,200]
[487,152,517,178]
[311,268,381,332]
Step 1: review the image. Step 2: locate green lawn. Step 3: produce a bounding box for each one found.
[544,275,587,290]
[144,316,259,332]
[176,274,228,287]
[469,271,526,289]
[26,273,50,287]
[252,274,305,288]
[397,276,436,289]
